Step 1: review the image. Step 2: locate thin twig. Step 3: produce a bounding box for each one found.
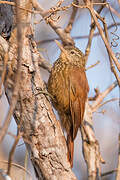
[92,81,118,112]
[106,4,120,19]
[37,22,120,45]
[89,88,100,101]
[84,17,96,62]
[7,132,21,175]
[85,60,100,71]
[64,0,79,33]
[0,160,32,177]
[97,98,119,109]
[0,52,8,96]
[0,1,23,143]
[72,2,120,73]
[56,0,64,7]
[31,0,74,45]
[102,169,117,177]
[102,14,120,87]
[0,1,35,14]
[87,5,120,73]
[0,0,70,17]
[85,0,106,62]
[0,127,16,139]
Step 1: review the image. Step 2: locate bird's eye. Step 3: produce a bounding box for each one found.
[70,50,75,54]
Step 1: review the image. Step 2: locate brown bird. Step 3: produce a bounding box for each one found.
[47,44,89,167]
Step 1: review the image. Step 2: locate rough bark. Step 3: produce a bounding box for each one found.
[0,26,77,179]
[0,0,110,179]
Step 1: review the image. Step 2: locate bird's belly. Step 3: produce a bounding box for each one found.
[53,82,70,112]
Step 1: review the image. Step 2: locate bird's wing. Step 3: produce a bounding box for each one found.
[68,67,89,139]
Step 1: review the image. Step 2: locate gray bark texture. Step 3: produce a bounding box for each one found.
[0,25,77,179]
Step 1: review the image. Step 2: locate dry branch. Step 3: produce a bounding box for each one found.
[0,0,77,179]
[72,0,120,87]
[85,0,106,62]
[7,132,21,175]
[81,80,118,179]
[0,27,77,180]
[64,0,79,34]
[0,0,119,179]
[92,81,118,112]
[0,0,24,143]
[81,100,105,180]
[87,5,120,76]
[31,0,74,46]
[9,27,77,180]
[36,22,120,45]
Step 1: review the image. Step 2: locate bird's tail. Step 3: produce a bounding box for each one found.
[67,134,74,168]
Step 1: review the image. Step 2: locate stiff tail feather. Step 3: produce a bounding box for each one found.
[67,134,74,168]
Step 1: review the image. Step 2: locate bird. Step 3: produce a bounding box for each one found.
[47,43,89,167]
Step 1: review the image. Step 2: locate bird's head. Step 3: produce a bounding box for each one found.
[55,40,86,67]
[61,46,86,67]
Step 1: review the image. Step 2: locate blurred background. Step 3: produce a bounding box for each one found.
[0,0,120,179]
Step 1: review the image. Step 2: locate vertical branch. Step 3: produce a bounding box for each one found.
[81,101,105,180]
[81,80,117,179]
[7,132,21,175]
[0,1,78,179]
[103,19,120,88]
[64,0,79,34]
[87,4,120,72]
[0,0,23,143]
[84,17,95,62]
[85,1,106,62]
